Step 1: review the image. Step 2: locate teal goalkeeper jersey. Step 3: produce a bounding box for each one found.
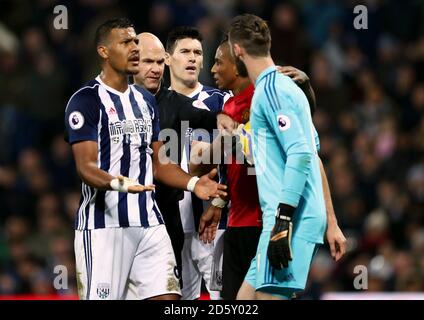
[251,66,326,243]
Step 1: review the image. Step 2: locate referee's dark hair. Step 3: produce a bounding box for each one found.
[166,26,203,54]
[95,17,135,46]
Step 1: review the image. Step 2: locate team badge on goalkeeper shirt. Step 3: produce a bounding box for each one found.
[277,115,291,131]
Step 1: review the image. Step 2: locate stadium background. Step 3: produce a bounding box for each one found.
[0,0,423,299]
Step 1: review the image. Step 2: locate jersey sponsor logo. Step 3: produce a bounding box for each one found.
[108,119,152,139]
[69,111,84,130]
[277,114,291,131]
[96,283,110,299]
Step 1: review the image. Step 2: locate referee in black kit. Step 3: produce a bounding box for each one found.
[133,32,236,289]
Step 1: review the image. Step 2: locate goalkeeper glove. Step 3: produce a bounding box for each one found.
[267,203,294,269]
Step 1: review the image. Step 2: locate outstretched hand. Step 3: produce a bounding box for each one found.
[194,168,227,200]
[116,175,155,193]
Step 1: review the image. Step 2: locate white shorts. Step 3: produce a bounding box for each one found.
[181,230,225,300]
[74,225,181,300]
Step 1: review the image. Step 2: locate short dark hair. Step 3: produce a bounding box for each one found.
[95,18,135,46]
[228,14,271,57]
[218,34,248,78]
[166,26,203,54]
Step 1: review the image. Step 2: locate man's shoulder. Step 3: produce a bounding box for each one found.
[197,85,231,112]
[158,87,194,108]
[201,85,226,95]
[257,73,300,105]
[66,80,101,112]
[201,85,231,99]
[132,84,157,106]
[70,80,100,100]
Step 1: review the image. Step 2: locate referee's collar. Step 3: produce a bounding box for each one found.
[255,65,277,87]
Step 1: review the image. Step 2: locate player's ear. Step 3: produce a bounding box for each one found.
[165,52,171,66]
[97,45,108,60]
[233,64,238,77]
[233,43,242,58]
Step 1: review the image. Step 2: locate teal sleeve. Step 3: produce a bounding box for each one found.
[264,98,313,208]
[314,126,320,152]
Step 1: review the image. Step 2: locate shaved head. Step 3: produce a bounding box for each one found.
[138,32,165,53]
[134,33,166,94]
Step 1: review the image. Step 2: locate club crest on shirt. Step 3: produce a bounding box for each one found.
[241,108,250,123]
[96,283,110,299]
[277,114,291,131]
[69,111,84,130]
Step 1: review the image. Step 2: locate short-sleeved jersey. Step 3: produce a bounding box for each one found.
[251,66,326,243]
[222,84,261,227]
[65,76,163,230]
[178,84,231,233]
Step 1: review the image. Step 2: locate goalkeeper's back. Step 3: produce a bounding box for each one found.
[250,66,327,244]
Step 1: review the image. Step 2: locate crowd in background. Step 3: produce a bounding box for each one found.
[0,0,423,298]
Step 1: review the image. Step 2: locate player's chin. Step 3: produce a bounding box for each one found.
[185,72,198,82]
[146,82,160,92]
[216,81,225,91]
[126,65,140,75]
[214,79,222,89]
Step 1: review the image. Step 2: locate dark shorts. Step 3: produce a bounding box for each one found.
[222,226,262,300]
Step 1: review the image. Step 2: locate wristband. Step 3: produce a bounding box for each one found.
[211,197,227,208]
[110,177,140,193]
[187,176,200,192]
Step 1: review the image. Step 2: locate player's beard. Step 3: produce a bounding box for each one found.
[235,55,248,78]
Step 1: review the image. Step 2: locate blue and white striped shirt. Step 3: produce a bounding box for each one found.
[65,76,163,230]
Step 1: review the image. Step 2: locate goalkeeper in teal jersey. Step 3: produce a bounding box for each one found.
[229,14,328,300]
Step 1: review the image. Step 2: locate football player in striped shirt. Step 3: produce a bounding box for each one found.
[64,18,227,300]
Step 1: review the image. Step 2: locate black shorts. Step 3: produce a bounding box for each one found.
[222,226,262,300]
